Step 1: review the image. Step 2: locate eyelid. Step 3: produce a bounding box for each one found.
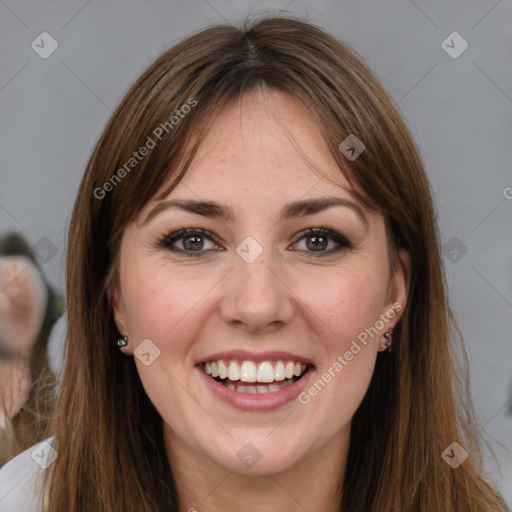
[291,227,352,248]
[288,227,353,258]
[156,227,222,250]
[156,226,352,256]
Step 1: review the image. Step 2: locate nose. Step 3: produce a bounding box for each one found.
[219,249,295,334]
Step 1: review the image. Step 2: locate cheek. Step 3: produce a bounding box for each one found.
[300,265,386,344]
[296,269,382,418]
[120,257,216,346]
[119,262,200,403]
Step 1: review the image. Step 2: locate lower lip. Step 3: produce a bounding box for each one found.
[197,366,314,412]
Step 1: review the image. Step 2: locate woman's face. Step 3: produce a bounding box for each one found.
[112,90,409,476]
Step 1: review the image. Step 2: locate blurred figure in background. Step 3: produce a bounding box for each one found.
[0,232,63,467]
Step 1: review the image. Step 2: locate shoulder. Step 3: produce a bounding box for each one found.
[0,437,55,512]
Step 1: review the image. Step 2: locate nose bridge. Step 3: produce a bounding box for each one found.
[220,242,294,331]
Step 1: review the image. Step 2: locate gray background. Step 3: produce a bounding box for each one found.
[1,0,511,502]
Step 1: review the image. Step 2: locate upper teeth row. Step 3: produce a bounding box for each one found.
[204,360,307,383]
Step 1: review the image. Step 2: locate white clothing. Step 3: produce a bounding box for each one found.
[0,438,54,512]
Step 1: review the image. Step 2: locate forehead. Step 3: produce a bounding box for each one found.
[139,90,359,221]
[188,90,348,189]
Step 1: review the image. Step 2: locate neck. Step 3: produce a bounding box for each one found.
[165,429,349,512]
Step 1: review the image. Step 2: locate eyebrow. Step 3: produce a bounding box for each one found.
[141,196,368,228]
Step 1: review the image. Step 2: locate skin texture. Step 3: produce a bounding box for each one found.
[112,90,410,512]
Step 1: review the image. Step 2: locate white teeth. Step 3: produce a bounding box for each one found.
[221,379,296,394]
[218,360,228,379]
[256,361,274,383]
[228,360,240,380]
[274,361,286,381]
[202,359,310,383]
[285,361,295,379]
[240,361,257,382]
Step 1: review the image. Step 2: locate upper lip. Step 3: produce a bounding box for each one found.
[196,350,315,366]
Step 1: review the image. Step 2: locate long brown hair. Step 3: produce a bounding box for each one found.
[44,16,507,511]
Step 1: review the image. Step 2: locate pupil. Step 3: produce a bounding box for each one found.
[307,236,327,251]
[184,236,203,251]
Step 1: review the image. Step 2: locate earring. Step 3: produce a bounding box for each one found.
[383,329,393,352]
[116,335,128,348]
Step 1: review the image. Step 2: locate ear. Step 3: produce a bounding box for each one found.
[379,249,411,349]
[110,281,132,355]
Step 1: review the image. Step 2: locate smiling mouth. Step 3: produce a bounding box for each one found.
[202,359,311,394]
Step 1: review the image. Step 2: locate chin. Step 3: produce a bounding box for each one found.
[202,435,304,476]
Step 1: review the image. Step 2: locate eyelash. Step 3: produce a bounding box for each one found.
[155,226,353,258]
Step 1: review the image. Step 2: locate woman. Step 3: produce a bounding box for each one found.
[0,16,507,512]
[0,233,61,468]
